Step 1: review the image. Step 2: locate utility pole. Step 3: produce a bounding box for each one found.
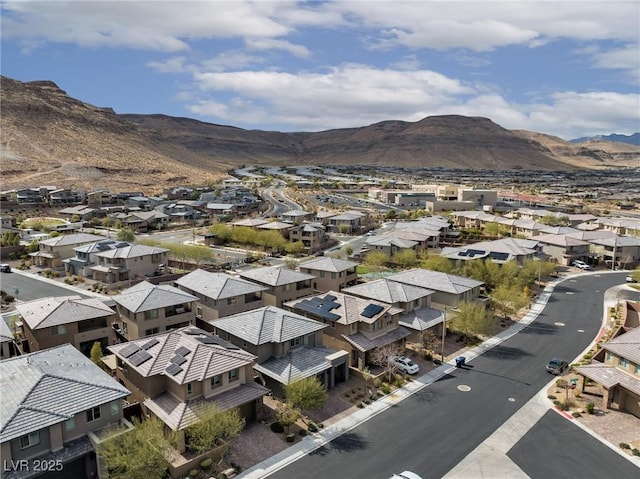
[441,308,447,362]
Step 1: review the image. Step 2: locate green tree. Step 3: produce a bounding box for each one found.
[338,224,351,234]
[90,341,104,366]
[116,228,135,242]
[1,231,20,246]
[97,416,173,479]
[285,241,305,255]
[392,249,417,268]
[385,210,397,220]
[419,254,456,273]
[448,302,494,338]
[491,284,530,319]
[364,251,389,274]
[185,404,245,454]
[284,376,328,412]
[274,403,300,435]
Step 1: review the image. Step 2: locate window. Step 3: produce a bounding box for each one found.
[186,383,193,395]
[289,336,303,347]
[636,364,640,375]
[144,309,159,320]
[110,401,119,416]
[65,417,75,431]
[227,297,237,305]
[196,306,202,318]
[228,368,239,382]
[331,272,336,279]
[211,375,221,388]
[50,324,67,336]
[20,431,40,449]
[320,271,325,278]
[372,320,380,331]
[145,327,159,336]
[386,315,393,326]
[620,358,629,369]
[86,406,101,423]
[607,352,613,362]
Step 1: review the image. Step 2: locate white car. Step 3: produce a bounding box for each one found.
[390,356,420,375]
[571,260,591,270]
[390,472,422,479]
[626,275,635,283]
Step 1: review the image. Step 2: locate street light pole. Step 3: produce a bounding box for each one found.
[441,307,447,362]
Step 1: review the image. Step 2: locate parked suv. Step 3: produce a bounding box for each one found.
[546,358,568,375]
[0,264,11,273]
[390,356,419,375]
[571,260,591,270]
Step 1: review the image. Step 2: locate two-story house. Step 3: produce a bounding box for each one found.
[111,281,199,340]
[343,279,441,344]
[288,223,330,254]
[0,318,17,359]
[29,233,105,269]
[174,269,268,326]
[284,291,408,370]
[16,296,117,356]
[440,237,540,266]
[0,344,131,479]
[532,234,591,266]
[239,266,316,307]
[386,269,485,309]
[576,327,640,418]
[89,243,169,284]
[108,327,269,450]
[279,210,314,224]
[299,257,358,292]
[210,306,349,398]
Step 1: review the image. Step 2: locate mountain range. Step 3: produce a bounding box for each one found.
[570,133,640,146]
[1,76,638,193]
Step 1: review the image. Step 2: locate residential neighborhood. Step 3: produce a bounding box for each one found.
[1,172,639,479]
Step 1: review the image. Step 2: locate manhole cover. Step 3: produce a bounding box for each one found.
[508,398,516,402]
[565,292,574,295]
[457,385,471,392]
[554,322,565,327]
[577,329,585,333]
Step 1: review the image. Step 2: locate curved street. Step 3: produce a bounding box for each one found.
[242,272,639,479]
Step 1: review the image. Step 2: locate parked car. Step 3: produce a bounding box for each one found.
[390,356,419,375]
[0,264,11,273]
[571,260,592,270]
[546,358,568,375]
[390,472,422,479]
[626,275,635,283]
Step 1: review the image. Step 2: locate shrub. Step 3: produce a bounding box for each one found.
[619,442,631,450]
[298,429,307,436]
[357,403,364,408]
[307,423,318,433]
[373,378,382,388]
[547,395,557,400]
[553,400,561,406]
[200,458,213,470]
[572,412,581,418]
[318,423,324,429]
[424,351,433,361]
[189,469,199,477]
[286,433,295,442]
[586,403,595,415]
[381,383,391,394]
[632,448,640,457]
[560,400,574,411]
[270,422,284,433]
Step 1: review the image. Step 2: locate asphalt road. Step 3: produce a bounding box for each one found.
[0,271,93,302]
[270,272,636,479]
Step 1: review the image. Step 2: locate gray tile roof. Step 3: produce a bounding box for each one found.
[211,306,327,345]
[398,308,444,332]
[576,364,640,396]
[38,233,105,247]
[16,296,115,330]
[94,243,169,259]
[254,347,334,384]
[365,237,417,248]
[111,281,198,313]
[108,326,256,385]
[590,236,640,247]
[0,344,129,442]
[175,269,268,300]
[299,257,358,272]
[230,218,269,227]
[239,266,315,287]
[603,327,640,364]
[533,234,590,247]
[144,382,269,431]
[343,279,433,304]
[284,291,390,325]
[341,326,411,352]
[0,317,14,343]
[387,269,483,294]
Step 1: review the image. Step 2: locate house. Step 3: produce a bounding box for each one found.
[327,210,366,234]
[255,221,294,238]
[288,223,330,253]
[48,188,84,206]
[0,344,131,479]
[364,236,418,258]
[299,257,358,292]
[589,236,640,269]
[58,204,98,221]
[441,237,539,265]
[89,242,169,284]
[110,210,170,232]
[284,291,408,370]
[210,306,349,398]
[279,209,314,224]
[386,269,485,309]
[108,327,269,445]
[29,233,105,269]
[86,190,112,205]
[343,278,442,344]
[533,234,591,266]
[576,327,640,418]
[16,296,117,356]
[239,266,316,307]
[111,281,199,340]
[174,269,268,325]
[0,317,17,359]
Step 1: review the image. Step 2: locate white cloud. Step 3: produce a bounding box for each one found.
[244,38,311,58]
[200,51,266,73]
[591,44,640,71]
[146,56,189,74]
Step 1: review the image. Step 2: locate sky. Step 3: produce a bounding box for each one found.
[1,0,639,140]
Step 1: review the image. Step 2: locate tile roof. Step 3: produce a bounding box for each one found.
[576,364,640,396]
[144,382,269,431]
[38,233,105,247]
[603,327,640,364]
[365,237,417,249]
[111,281,198,313]
[533,234,590,247]
[254,347,335,384]
[230,218,269,227]
[398,308,445,332]
[387,268,483,294]
[108,326,256,385]
[299,257,358,272]
[343,279,434,304]
[211,306,327,345]
[0,344,129,442]
[93,243,169,259]
[256,221,293,230]
[285,291,391,325]
[239,266,315,287]
[175,269,268,300]
[341,326,411,352]
[16,296,115,330]
[0,317,14,343]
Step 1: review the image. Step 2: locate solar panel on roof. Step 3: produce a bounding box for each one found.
[165,364,183,376]
[324,294,337,302]
[490,252,510,261]
[175,346,191,356]
[361,303,384,318]
[141,338,159,350]
[184,328,205,335]
[197,336,217,344]
[170,354,187,366]
[119,344,141,358]
[295,300,341,321]
[128,350,152,367]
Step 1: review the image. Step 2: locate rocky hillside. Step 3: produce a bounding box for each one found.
[2,76,638,192]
